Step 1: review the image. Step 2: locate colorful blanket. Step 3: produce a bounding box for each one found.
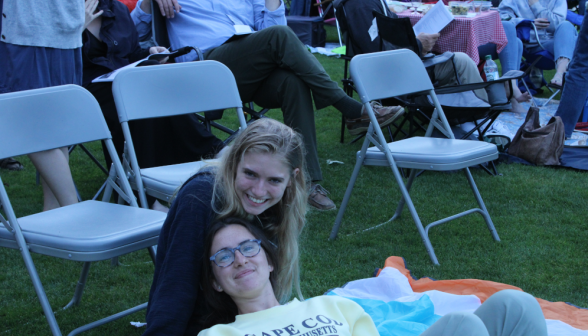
[328,257,588,335]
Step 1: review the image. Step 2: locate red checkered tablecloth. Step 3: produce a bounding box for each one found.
[396,10,507,64]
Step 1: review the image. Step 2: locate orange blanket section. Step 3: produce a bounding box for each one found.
[380,256,588,330]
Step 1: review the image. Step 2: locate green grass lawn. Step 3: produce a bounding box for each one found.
[1,39,585,335]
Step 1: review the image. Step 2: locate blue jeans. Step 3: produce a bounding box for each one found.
[527,21,578,62]
[555,16,588,137]
[499,20,524,74]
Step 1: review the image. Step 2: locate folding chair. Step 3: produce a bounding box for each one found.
[0,85,166,335]
[330,50,501,265]
[151,1,268,141]
[111,61,248,209]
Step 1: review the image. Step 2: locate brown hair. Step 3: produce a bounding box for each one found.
[201,217,280,328]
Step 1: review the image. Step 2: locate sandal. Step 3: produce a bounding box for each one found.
[0,158,24,171]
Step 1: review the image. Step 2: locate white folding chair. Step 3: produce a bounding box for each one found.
[329,50,501,265]
[111,61,248,209]
[0,85,167,335]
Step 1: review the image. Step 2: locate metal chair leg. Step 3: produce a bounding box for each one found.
[63,262,92,310]
[463,168,500,241]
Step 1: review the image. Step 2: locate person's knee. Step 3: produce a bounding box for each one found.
[438,312,489,336]
[264,25,297,39]
[555,20,575,34]
[502,20,516,34]
[453,52,476,71]
[484,290,539,312]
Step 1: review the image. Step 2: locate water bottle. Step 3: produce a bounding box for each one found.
[483,55,500,81]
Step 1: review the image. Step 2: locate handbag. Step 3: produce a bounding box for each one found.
[508,106,565,166]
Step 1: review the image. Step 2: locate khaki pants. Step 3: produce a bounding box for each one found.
[434,52,488,101]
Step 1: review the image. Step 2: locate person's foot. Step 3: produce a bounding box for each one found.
[550,72,564,87]
[509,97,527,113]
[346,102,405,136]
[152,200,170,213]
[0,158,24,171]
[308,183,336,211]
[514,91,531,103]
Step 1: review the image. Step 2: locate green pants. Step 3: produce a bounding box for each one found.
[421,290,548,336]
[205,25,348,182]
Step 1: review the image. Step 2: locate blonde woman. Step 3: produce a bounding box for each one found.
[143,119,309,336]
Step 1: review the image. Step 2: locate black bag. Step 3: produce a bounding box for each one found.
[509,106,565,165]
[286,16,326,47]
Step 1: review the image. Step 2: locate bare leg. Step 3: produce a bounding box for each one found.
[28,147,78,211]
[505,80,529,113]
[551,57,570,86]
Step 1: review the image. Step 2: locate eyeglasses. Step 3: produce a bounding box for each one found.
[209,239,262,267]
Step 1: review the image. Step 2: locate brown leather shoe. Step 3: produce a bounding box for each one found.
[308,184,336,211]
[346,102,405,135]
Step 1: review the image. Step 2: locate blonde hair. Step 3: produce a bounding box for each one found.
[211,119,309,303]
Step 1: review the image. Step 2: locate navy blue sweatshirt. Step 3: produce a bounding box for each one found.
[144,172,216,336]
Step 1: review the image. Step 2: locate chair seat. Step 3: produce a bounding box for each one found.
[137,161,213,200]
[0,201,165,258]
[363,137,498,170]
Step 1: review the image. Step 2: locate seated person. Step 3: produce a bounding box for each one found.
[82,0,225,211]
[498,20,532,112]
[554,15,588,138]
[199,217,550,336]
[131,0,405,211]
[339,0,492,104]
[499,0,578,87]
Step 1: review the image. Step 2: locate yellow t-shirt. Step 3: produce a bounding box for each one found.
[198,296,379,336]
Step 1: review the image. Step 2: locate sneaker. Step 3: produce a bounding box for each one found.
[346,102,405,135]
[308,184,336,211]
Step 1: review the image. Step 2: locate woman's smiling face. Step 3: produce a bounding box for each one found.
[210,224,274,300]
[234,152,298,215]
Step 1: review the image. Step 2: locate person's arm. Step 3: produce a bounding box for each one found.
[527,0,566,32]
[253,0,287,30]
[143,177,215,336]
[336,298,380,336]
[498,0,518,21]
[130,0,153,41]
[416,33,439,56]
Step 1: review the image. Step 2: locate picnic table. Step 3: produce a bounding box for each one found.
[396,10,507,64]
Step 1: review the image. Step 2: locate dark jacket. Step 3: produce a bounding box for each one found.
[81,0,149,86]
[143,171,217,336]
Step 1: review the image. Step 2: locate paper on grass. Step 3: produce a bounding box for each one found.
[412,0,454,36]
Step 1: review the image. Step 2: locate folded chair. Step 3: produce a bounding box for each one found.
[0,85,167,335]
[329,50,501,265]
[111,61,248,209]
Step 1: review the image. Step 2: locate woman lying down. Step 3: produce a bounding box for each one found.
[198,218,549,336]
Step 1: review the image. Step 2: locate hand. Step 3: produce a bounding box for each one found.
[154,0,182,19]
[416,33,440,56]
[149,46,169,63]
[84,0,103,30]
[534,18,550,29]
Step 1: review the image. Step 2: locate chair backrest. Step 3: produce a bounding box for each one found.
[374,12,420,56]
[112,61,246,130]
[350,49,434,102]
[334,0,394,57]
[0,85,111,160]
